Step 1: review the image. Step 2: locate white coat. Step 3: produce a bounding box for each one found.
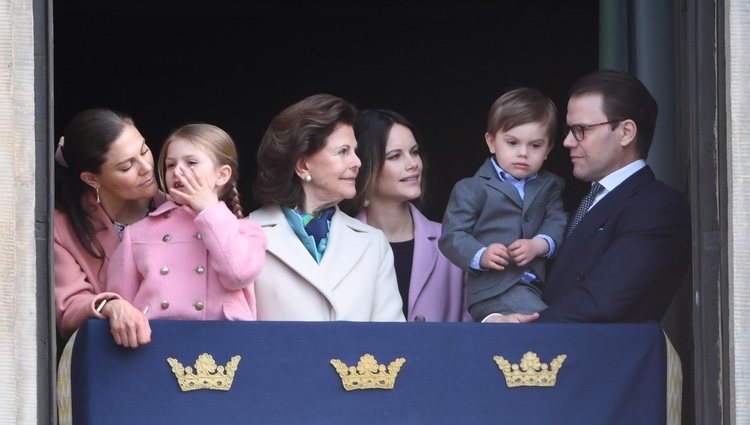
[248,204,405,322]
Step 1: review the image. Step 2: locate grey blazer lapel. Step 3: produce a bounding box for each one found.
[522,173,547,213]
[478,159,523,208]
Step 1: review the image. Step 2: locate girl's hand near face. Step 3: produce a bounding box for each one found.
[169,165,219,213]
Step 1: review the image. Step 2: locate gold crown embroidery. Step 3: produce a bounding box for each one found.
[330,353,405,391]
[493,351,567,388]
[167,353,241,392]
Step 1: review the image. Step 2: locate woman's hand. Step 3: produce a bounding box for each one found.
[169,165,219,213]
[101,299,152,348]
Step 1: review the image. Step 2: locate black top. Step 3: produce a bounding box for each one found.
[390,239,415,317]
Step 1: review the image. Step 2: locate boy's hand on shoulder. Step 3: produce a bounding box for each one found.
[480,243,509,270]
[508,238,548,267]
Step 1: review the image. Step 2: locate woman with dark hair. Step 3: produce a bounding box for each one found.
[345,109,470,322]
[54,108,164,347]
[249,94,404,321]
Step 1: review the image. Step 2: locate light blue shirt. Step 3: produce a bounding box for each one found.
[469,158,555,271]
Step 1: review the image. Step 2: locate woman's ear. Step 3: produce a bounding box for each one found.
[215,164,232,187]
[79,171,99,190]
[295,157,309,180]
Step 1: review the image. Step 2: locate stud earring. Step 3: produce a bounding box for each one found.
[96,187,101,204]
[363,199,370,208]
[304,175,312,182]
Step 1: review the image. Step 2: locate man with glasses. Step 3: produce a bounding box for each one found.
[501,69,691,323]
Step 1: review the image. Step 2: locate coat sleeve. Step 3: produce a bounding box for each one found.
[105,227,141,304]
[370,230,406,322]
[195,202,267,291]
[54,222,122,339]
[438,178,486,270]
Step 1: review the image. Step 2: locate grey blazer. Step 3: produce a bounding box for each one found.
[439,158,567,308]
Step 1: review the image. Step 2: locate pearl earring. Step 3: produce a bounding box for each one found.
[96,187,101,204]
[363,199,370,208]
[304,175,312,182]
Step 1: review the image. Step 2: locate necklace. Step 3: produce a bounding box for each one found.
[112,199,156,238]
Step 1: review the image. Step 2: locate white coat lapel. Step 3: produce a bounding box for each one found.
[252,205,334,301]
[319,210,370,290]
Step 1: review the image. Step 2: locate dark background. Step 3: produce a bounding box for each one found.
[54,0,599,219]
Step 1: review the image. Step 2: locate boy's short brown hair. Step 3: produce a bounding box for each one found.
[486,87,558,144]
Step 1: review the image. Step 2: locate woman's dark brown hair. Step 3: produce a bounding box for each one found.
[54,108,134,259]
[253,94,357,208]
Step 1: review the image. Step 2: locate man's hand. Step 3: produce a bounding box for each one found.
[483,312,539,323]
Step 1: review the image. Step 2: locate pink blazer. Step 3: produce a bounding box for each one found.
[107,201,266,321]
[54,192,130,338]
[358,204,471,322]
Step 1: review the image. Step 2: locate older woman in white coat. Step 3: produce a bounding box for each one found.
[249,94,404,321]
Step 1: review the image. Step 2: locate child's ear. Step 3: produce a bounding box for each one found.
[215,164,232,187]
[484,132,496,154]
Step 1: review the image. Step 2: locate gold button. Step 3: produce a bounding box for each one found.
[160,300,169,310]
[162,234,172,242]
[195,265,205,274]
[163,211,171,219]
[160,266,169,275]
[194,302,204,311]
[194,232,202,240]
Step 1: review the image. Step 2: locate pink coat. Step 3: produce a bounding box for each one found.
[107,201,266,321]
[357,204,471,322]
[54,192,147,338]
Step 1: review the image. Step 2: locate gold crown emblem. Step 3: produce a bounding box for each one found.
[330,353,406,391]
[493,351,567,388]
[167,353,241,392]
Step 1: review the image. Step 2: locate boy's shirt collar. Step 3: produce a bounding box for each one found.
[490,156,538,183]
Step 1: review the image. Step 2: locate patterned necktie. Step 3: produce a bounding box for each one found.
[566,182,604,236]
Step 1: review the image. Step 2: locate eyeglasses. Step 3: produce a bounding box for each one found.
[565,120,621,142]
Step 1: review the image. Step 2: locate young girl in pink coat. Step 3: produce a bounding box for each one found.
[107,123,266,323]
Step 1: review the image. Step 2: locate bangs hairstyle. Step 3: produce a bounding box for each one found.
[253,93,357,208]
[486,87,558,145]
[349,109,425,213]
[158,123,244,217]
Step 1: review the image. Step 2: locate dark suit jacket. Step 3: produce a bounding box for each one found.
[439,158,567,309]
[538,166,691,322]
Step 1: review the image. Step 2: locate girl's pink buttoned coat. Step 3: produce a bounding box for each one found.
[107,200,266,321]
